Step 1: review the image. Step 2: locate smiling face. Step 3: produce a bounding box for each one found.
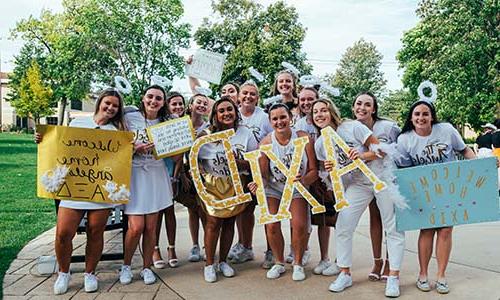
[190,95,209,116]
[312,101,332,129]
[239,84,259,110]
[269,106,292,133]
[353,94,375,122]
[411,104,433,132]
[168,96,185,116]
[97,95,120,121]
[215,100,236,128]
[142,88,165,118]
[276,72,294,96]
[298,89,317,115]
[221,83,239,103]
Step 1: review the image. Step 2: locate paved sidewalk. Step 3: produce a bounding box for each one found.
[3,203,500,300]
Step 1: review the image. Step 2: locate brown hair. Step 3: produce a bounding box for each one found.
[94,88,126,130]
[208,96,241,132]
[311,98,343,134]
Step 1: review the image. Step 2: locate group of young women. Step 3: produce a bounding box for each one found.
[39,67,479,298]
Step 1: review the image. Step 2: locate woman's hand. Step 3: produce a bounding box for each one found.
[348,148,360,160]
[247,182,258,195]
[134,142,154,154]
[34,133,42,144]
[294,173,302,183]
[324,160,335,172]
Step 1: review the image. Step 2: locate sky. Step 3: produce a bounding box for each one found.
[0,0,419,93]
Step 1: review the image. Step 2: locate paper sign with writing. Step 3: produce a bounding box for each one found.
[395,157,499,231]
[36,125,134,204]
[189,129,252,209]
[146,116,195,159]
[320,127,387,211]
[244,136,326,225]
[185,49,227,85]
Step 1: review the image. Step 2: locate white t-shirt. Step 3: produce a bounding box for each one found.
[59,117,119,210]
[198,126,258,177]
[294,115,318,142]
[397,122,466,167]
[125,111,163,168]
[269,129,308,184]
[372,119,400,144]
[240,106,273,143]
[315,120,372,168]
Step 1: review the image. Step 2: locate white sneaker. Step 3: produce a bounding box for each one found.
[140,268,156,285]
[285,246,294,263]
[261,250,274,269]
[292,265,306,281]
[84,273,98,293]
[119,265,133,285]
[204,264,217,283]
[329,272,353,292]
[188,245,202,262]
[232,247,255,264]
[266,264,286,279]
[301,248,311,266]
[53,272,71,295]
[385,275,400,298]
[313,259,332,275]
[322,263,341,276]
[228,243,244,260]
[218,262,235,277]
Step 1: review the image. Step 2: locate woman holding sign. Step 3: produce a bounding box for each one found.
[196,96,258,283]
[119,85,175,286]
[311,98,404,297]
[397,100,475,294]
[249,103,318,281]
[35,88,127,295]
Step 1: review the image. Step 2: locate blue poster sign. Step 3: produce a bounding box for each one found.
[395,157,499,231]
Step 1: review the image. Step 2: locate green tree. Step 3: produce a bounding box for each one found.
[11,61,54,124]
[194,0,312,96]
[379,89,414,126]
[397,0,499,131]
[70,0,191,103]
[327,39,387,119]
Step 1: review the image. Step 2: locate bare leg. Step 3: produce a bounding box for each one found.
[124,215,145,266]
[153,209,165,262]
[85,209,111,273]
[240,203,256,249]
[318,225,330,261]
[219,217,236,262]
[142,213,159,268]
[368,200,384,278]
[55,208,85,273]
[418,229,436,279]
[290,198,308,265]
[164,206,177,260]
[188,207,200,246]
[204,215,223,265]
[435,227,453,280]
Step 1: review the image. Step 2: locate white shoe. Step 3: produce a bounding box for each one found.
[228,243,244,260]
[188,245,202,262]
[84,273,98,293]
[301,249,311,266]
[53,272,71,295]
[313,259,332,275]
[385,275,400,298]
[266,264,286,279]
[140,268,156,285]
[285,246,294,263]
[218,262,235,277]
[204,264,217,283]
[119,265,133,285]
[232,247,255,264]
[329,272,352,292]
[261,250,274,269]
[292,265,306,281]
[322,263,341,276]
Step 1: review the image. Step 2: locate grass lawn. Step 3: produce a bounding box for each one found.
[0,133,56,294]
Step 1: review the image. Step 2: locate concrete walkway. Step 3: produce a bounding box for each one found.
[3,204,500,299]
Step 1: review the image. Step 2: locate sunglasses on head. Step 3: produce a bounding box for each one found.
[145,94,164,101]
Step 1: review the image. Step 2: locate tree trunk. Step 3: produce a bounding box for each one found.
[58,97,67,125]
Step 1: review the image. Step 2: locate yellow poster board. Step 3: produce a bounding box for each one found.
[146,116,195,159]
[36,125,134,204]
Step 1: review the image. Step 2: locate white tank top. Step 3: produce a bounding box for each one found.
[269,129,308,184]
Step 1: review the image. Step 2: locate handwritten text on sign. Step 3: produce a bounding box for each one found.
[146,116,195,159]
[185,49,227,85]
[36,125,134,204]
[395,157,499,231]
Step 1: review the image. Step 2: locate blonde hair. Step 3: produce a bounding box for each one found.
[240,80,260,97]
[311,98,343,134]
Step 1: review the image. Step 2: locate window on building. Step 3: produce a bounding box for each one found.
[71,99,83,111]
[46,117,58,125]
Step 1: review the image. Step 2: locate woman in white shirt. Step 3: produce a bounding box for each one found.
[397,100,475,294]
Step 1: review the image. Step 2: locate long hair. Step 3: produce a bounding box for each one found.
[352,91,381,121]
[185,93,209,116]
[401,100,439,134]
[208,96,241,133]
[220,81,240,95]
[271,70,298,99]
[94,88,126,130]
[311,98,343,135]
[139,84,170,121]
[165,91,185,116]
